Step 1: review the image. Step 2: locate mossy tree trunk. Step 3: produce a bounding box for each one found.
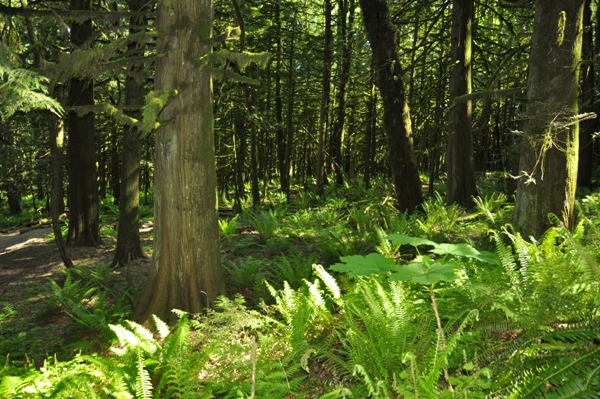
[359,0,423,212]
[513,0,584,238]
[133,0,225,326]
[66,0,100,247]
[446,0,477,208]
[577,0,594,188]
[111,0,150,267]
[50,117,73,268]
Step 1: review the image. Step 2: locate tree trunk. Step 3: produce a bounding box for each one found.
[331,0,355,187]
[5,182,22,215]
[446,0,477,207]
[513,0,584,238]
[231,0,260,207]
[134,0,225,326]
[66,0,100,247]
[111,0,150,267]
[316,0,332,197]
[359,0,423,212]
[363,59,377,190]
[275,2,286,196]
[50,117,74,268]
[578,0,594,188]
[284,24,296,200]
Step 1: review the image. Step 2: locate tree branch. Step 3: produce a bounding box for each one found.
[0,5,152,21]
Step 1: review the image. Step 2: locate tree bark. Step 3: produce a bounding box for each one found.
[577,0,594,188]
[134,0,225,326]
[50,117,74,268]
[316,0,333,197]
[446,0,478,208]
[232,0,260,207]
[275,2,286,196]
[513,0,584,238]
[331,0,355,187]
[284,24,296,200]
[111,0,151,267]
[66,0,101,247]
[359,0,423,212]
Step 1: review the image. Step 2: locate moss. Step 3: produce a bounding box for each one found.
[141,90,179,134]
[557,10,566,46]
[195,50,271,72]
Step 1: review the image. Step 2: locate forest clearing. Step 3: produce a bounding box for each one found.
[1,0,600,397]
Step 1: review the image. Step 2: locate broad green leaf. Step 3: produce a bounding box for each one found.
[386,234,437,247]
[390,262,462,285]
[429,243,498,264]
[330,253,397,277]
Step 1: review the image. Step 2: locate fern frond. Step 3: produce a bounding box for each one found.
[0,375,29,398]
[508,347,600,399]
[135,347,153,399]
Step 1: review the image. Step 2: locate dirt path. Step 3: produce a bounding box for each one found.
[0,227,65,304]
[0,225,153,361]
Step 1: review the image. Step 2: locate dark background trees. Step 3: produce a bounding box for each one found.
[0,0,597,307]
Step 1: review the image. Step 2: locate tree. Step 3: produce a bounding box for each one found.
[331,0,355,187]
[316,0,333,197]
[359,0,423,212]
[513,0,585,237]
[577,0,594,188]
[134,0,225,325]
[446,0,477,207]
[111,0,152,267]
[66,0,101,247]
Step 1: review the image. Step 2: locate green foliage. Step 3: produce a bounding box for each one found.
[331,233,497,284]
[0,45,63,120]
[141,90,179,134]
[248,209,279,241]
[44,263,132,334]
[415,192,463,240]
[472,192,508,223]
[220,214,240,240]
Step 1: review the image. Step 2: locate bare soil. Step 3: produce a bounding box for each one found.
[0,224,153,361]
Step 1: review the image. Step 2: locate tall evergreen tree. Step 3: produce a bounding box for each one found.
[111,0,152,267]
[513,0,585,237]
[446,0,477,207]
[66,0,100,247]
[359,0,423,212]
[134,0,225,325]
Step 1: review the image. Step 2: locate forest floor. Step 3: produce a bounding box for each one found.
[0,224,153,362]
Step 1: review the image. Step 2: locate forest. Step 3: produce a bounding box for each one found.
[0,0,600,397]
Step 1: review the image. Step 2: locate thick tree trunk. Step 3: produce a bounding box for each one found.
[513,0,584,238]
[578,0,594,188]
[66,0,100,247]
[316,0,332,197]
[359,0,423,212]
[134,0,225,326]
[446,0,477,207]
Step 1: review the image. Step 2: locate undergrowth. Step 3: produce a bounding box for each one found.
[1,182,600,398]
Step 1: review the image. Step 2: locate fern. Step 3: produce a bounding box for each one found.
[508,347,600,399]
[135,347,153,399]
[374,226,399,258]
